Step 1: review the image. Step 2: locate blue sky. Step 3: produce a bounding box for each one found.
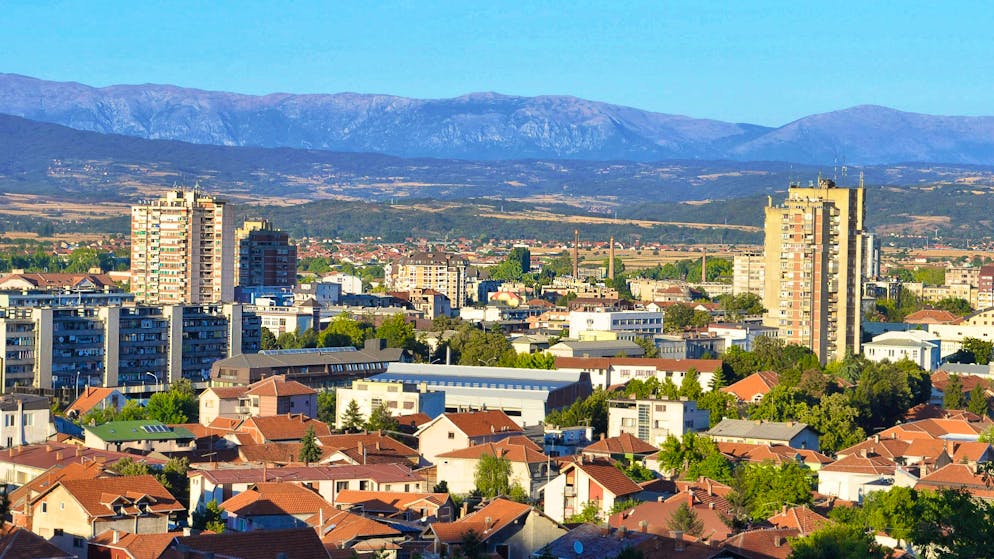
[2,1,990,125]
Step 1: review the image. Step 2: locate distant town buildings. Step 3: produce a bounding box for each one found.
[732,252,766,298]
[235,219,297,290]
[385,251,468,308]
[131,190,234,305]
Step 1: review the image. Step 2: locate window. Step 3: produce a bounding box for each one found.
[54,529,63,537]
[73,537,85,548]
[336,481,348,492]
[447,432,455,439]
[41,503,47,513]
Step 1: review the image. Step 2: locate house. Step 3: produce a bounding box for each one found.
[767,505,830,535]
[0,393,53,447]
[66,387,129,419]
[82,420,196,454]
[715,442,832,471]
[29,475,183,559]
[199,375,318,426]
[220,482,335,531]
[0,443,166,486]
[903,309,962,325]
[539,524,656,559]
[435,439,553,496]
[607,397,709,445]
[416,410,524,465]
[0,522,73,559]
[817,452,898,503]
[712,528,799,559]
[708,419,820,451]
[316,508,404,554]
[915,462,994,499]
[317,432,421,466]
[334,379,445,430]
[430,498,567,559]
[10,460,109,530]
[929,372,992,408]
[235,414,332,444]
[554,357,722,391]
[863,330,942,371]
[608,481,734,542]
[542,458,643,523]
[167,528,331,559]
[582,433,658,463]
[333,490,455,522]
[88,531,176,559]
[720,371,780,403]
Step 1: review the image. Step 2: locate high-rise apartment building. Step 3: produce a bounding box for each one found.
[384,251,468,308]
[763,178,865,364]
[235,219,297,289]
[979,265,994,310]
[131,190,234,305]
[732,253,766,299]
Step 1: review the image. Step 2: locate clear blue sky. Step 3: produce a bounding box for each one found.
[2,1,991,125]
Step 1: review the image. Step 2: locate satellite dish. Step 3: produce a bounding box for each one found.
[573,541,584,555]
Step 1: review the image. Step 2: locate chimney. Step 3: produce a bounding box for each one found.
[774,536,784,547]
[75,446,82,457]
[686,488,694,507]
[600,433,605,441]
[45,444,52,453]
[55,451,63,462]
[671,531,684,552]
[657,496,664,502]
[608,237,615,280]
[874,434,880,444]
[638,520,649,534]
[708,502,715,510]
[484,516,493,531]
[112,530,120,544]
[781,504,787,514]
[947,440,955,456]
[705,479,713,496]
[617,526,627,540]
[461,501,469,518]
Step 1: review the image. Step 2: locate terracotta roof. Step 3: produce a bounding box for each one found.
[821,454,898,475]
[221,482,334,518]
[431,498,532,544]
[903,439,948,462]
[555,357,723,373]
[499,435,543,451]
[767,505,830,535]
[0,442,167,472]
[951,441,993,463]
[718,528,799,559]
[67,386,122,415]
[204,386,249,399]
[238,442,310,465]
[836,438,912,460]
[916,463,994,499]
[396,413,432,429]
[569,459,643,497]
[246,376,317,397]
[191,463,423,485]
[721,371,780,402]
[320,509,402,547]
[90,530,177,559]
[318,433,419,461]
[584,433,659,456]
[432,410,523,438]
[716,443,831,467]
[0,522,73,559]
[436,441,549,464]
[334,490,450,516]
[9,460,108,513]
[877,418,986,441]
[55,475,183,519]
[609,489,733,542]
[238,414,332,443]
[0,272,117,290]
[169,528,330,559]
[904,309,962,324]
[931,372,991,394]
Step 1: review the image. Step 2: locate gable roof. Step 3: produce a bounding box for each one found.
[915,463,994,499]
[821,454,898,476]
[0,442,167,472]
[317,432,419,463]
[334,490,450,516]
[568,459,642,497]
[0,522,73,559]
[721,371,780,401]
[424,410,523,438]
[55,475,183,519]
[221,482,333,518]
[67,386,124,416]
[836,438,912,460]
[204,386,249,400]
[767,506,830,535]
[84,421,195,443]
[904,309,962,324]
[584,433,658,456]
[876,418,987,441]
[320,509,402,547]
[239,414,332,443]
[191,463,423,486]
[246,376,317,398]
[9,460,108,513]
[0,272,117,291]
[716,442,831,467]
[718,528,799,559]
[169,528,330,559]
[90,530,176,559]
[436,440,549,464]
[430,498,532,544]
[609,489,733,542]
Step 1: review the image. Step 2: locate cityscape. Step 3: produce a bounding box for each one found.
[1,4,994,559]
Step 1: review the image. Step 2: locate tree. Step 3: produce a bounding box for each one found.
[944,375,966,410]
[490,258,524,281]
[508,482,530,503]
[145,391,192,424]
[117,400,147,421]
[788,523,885,559]
[375,314,427,358]
[657,432,731,481]
[749,385,805,423]
[616,460,655,483]
[565,501,601,524]
[610,498,641,515]
[679,368,703,400]
[299,426,323,465]
[738,462,814,520]
[968,383,989,416]
[718,293,765,321]
[459,529,484,559]
[934,297,973,316]
[510,352,556,369]
[317,391,336,424]
[341,400,365,433]
[543,389,610,435]
[260,328,278,350]
[667,502,704,536]
[911,488,994,559]
[508,247,531,274]
[633,337,660,358]
[192,500,226,533]
[664,304,698,333]
[365,403,400,433]
[110,457,152,476]
[961,337,994,365]
[474,454,513,498]
[432,480,449,494]
[696,391,738,428]
[319,314,371,348]
[158,457,190,510]
[801,393,865,454]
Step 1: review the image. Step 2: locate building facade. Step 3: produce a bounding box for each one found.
[763,178,866,364]
[733,253,766,299]
[334,379,445,430]
[235,219,297,290]
[385,251,468,308]
[567,310,664,339]
[607,397,710,445]
[131,190,234,305]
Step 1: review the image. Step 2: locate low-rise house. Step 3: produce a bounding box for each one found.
[435,439,553,495]
[915,462,994,499]
[767,505,830,535]
[540,524,656,559]
[0,393,53,448]
[220,482,335,531]
[582,433,658,464]
[416,410,524,465]
[863,330,942,371]
[334,490,455,522]
[903,309,962,325]
[713,527,799,559]
[0,522,73,559]
[66,387,129,419]
[168,528,331,559]
[317,432,421,466]
[334,379,445,430]
[715,442,832,471]
[607,397,709,445]
[317,509,404,555]
[235,414,332,444]
[817,452,898,503]
[608,481,734,542]
[88,531,176,559]
[430,498,567,559]
[10,460,108,530]
[876,417,988,441]
[708,419,820,451]
[199,375,318,426]
[29,475,183,559]
[83,421,196,454]
[0,443,166,486]
[542,458,644,523]
[720,371,779,403]
[929,371,992,408]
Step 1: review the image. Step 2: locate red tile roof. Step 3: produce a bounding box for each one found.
[238,414,332,443]
[609,489,733,542]
[191,463,424,485]
[584,433,659,456]
[715,442,831,467]
[0,272,117,290]
[334,490,450,516]
[569,459,643,497]
[836,438,912,460]
[877,418,987,441]
[430,498,532,544]
[246,375,317,397]
[719,528,799,559]
[0,522,72,559]
[67,386,123,415]
[435,410,523,438]
[904,309,962,324]
[221,482,333,518]
[55,475,184,519]
[436,441,549,464]
[916,463,994,499]
[204,386,249,399]
[169,528,330,559]
[721,371,780,402]
[821,454,898,475]
[9,460,108,514]
[767,506,829,535]
[319,509,402,547]
[396,413,432,429]
[317,433,419,462]
[90,530,177,559]
[0,442,166,472]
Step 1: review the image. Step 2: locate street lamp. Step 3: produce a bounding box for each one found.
[478,357,497,367]
[144,371,159,386]
[74,371,83,401]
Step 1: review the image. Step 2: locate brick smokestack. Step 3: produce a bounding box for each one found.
[608,237,615,280]
[573,229,580,278]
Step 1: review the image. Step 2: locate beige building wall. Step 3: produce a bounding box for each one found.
[733,253,766,299]
[763,179,865,364]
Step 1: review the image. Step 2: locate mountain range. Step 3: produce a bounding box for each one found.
[5,73,994,165]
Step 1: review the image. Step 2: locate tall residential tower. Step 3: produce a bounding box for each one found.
[131,190,234,305]
[763,178,865,364]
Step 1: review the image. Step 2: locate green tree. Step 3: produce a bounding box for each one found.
[679,368,703,400]
[664,304,697,333]
[718,293,765,321]
[145,381,197,425]
[800,393,865,454]
[911,488,994,559]
[298,426,323,465]
[158,457,190,510]
[696,390,738,428]
[319,313,371,348]
[616,460,655,483]
[933,297,973,316]
[192,500,226,533]
[609,498,641,516]
[432,480,449,494]
[565,501,600,524]
[544,389,610,435]
[490,258,524,281]
[260,328,278,350]
[474,454,513,498]
[968,383,989,416]
[459,529,484,559]
[633,337,660,358]
[666,502,704,537]
[508,482,530,503]
[365,403,400,433]
[943,374,966,410]
[341,400,365,433]
[748,385,805,422]
[317,391,336,424]
[510,352,557,369]
[117,399,147,421]
[110,457,153,476]
[788,523,885,559]
[375,313,427,357]
[739,462,814,520]
[657,432,731,481]
[961,337,994,365]
[508,247,531,274]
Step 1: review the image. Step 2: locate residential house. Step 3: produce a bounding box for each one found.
[235,414,332,444]
[316,508,404,555]
[220,482,335,532]
[608,480,734,542]
[0,443,166,486]
[416,410,524,465]
[435,439,553,496]
[863,330,941,371]
[543,426,593,457]
[715,442,832,472]
[317,432,421,466]
[168,528,331,559]
[817,452,898,503]
[607,397,709,446]
[915,463,994,500]
[88,531,176,559]
[66,387,129,419]
[542,458,644,523]
[10,460,109,530]
[82,421,196,454]
[720,371,780,403]
[0,393,53,448]
[334,379,445,430]
[767,505,830,535]
[903,309,962,325]
[554,357,721,391]
[582,433,658,464]
[712,528,799,559]
[0,522,73,559]
[29,475,183,559]
[199,375,318,426]
[430,498,567,559]
[708,419,820,451]
[334,490,455,523]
